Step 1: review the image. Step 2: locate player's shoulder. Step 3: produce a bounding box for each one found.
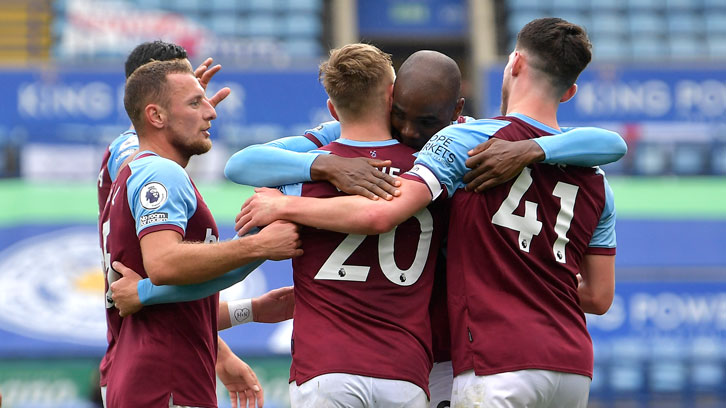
[128,153,190,186]
[441,117,512,138]
[109,129,139,150]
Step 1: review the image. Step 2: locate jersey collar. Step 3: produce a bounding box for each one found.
[334,138,399,147]
[507,112,562,134]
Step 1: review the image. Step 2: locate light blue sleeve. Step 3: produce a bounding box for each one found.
[536,127,627,167]
[224,121,342,187]
[137,230,264,305]
[138,259,264,305]
[126,156,197,236]
[589,171,617,248]
[409,119,510,198]
[108,130,139,182]
[303,120,341,146]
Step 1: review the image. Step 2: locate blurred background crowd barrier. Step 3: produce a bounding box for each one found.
[1,1,725,407]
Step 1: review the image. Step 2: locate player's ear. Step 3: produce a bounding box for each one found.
[560,83,577,103]
[511,51,523,77]
[451,97,465,121]
[386,83,394,112]
[145,104,165,129]
[327,99,339,121]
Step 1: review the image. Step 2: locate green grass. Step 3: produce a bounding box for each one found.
[1,177,724,226]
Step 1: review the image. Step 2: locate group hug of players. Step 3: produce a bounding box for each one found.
[99,17,626,408]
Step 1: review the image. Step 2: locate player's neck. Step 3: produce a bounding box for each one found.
[138,131,190,168]
[505,86,561,130]
[339,119,392,143]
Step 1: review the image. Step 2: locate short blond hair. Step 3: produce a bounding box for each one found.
[319,43,394,119]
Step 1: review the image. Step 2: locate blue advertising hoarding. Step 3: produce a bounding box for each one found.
[0,67,331,148]
[483,64,726,124]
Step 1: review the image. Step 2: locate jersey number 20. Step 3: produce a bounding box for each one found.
[314,208,433,286]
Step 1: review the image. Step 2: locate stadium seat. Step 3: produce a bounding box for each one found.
[667,13,704,36]
[210,14,240,36]
[628,12,666,37]
[507,11,545,37]
[705,13,726,35]
[248,14,282,37]
[165,0,200,14]
[555,11,590,28]
[588,0,626,12]
[630,36,668,61]
[591,34,630,61]
[552,0,588,12]
[703,0,726,11]
[649,361,687,392]
[508,0,549,12]
[707,35,726,59]
[666,0,703,12]
[669,35,706,60]
[712,142,726,174]
[281,0,323,13]
[248,0,280,12]
[138,0,163,9]
[633,142,670,175]
[610,364,645,392]
[691,363,724,390]
[627,0,662,11]
[589,12,628,36]
[283,13,322,37]
[282,38,321,58]
[210,0,243,13]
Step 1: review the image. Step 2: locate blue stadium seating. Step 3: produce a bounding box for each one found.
[669,35,706,60]
[589,12,628,36]
[508,0,549,12]
[630,36,668,60]
[282,0,323,12]
[628,12,666,37]
[506,0,725,61]
[705,13,726,35]
[707,35,726,59]
[588,0,628,12]
[210,0,242,13]
[627,0,663,11]
[666,0,703,11]
[667,13,704,36]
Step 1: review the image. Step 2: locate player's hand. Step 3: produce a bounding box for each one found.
[194,57,231,108]
[236,188,286,235]
[252,286,295,323]
[110,261,143,317]
[252,220,303,260]
[310,155,401,201]
[216,350,264,408]
[463,138,545,192]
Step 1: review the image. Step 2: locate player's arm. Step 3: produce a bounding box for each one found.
[236,123,478,236]
[224,121,399,200]
[463,127,627,192]
[238,178,431,236]
[140,221,301,286]
[577,255,615,315]
[109,257,264,316]
[128,161,301,286]
[216,336,264,408]
[218,286,294,330]
[578,172,617,315]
